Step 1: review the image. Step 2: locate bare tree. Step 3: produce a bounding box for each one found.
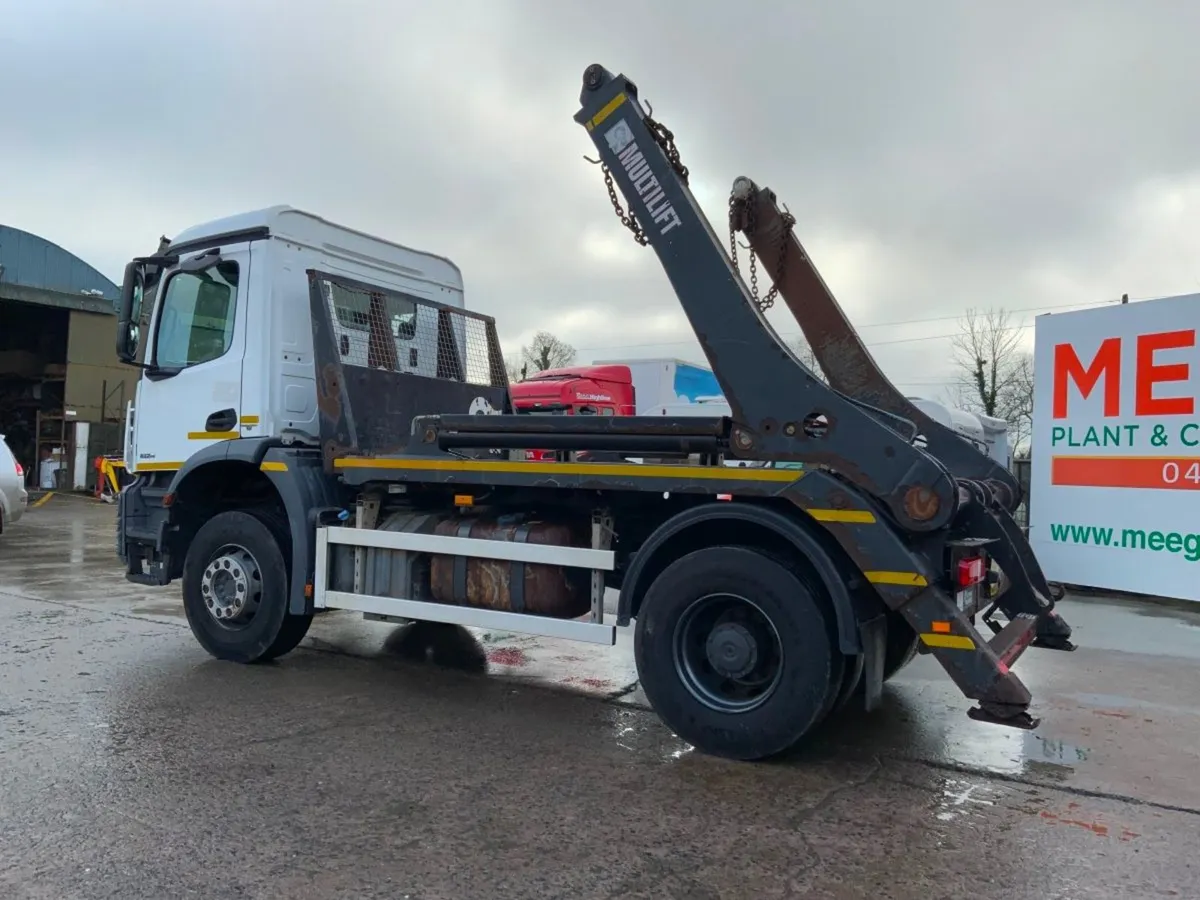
[784,335,827,384]
[1004,353,1036,450]
[950,307,1035,450]
[504,355,527,384]
[521,331,577,373]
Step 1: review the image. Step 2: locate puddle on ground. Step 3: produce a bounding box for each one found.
[1025,734,1090,765]
[935,723,1090,781]
[819,686,1093,782]
[606,707,693,762]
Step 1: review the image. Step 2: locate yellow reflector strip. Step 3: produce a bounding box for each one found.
[240,415,260,426]
[453,494,474,507]
[864,571,929,587]
[334,456,802,483]
[587,92,627,130]
[920,633,977,651]
[807,508,876,524]
[260,461,288,473]
[134,462,182,472]
[187,431,239,441]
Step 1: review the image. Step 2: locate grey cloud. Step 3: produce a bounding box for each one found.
[2,0,1198,397]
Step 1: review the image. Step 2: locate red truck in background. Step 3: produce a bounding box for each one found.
[509,365,636,461]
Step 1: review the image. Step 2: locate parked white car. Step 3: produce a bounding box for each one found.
[0,435,29,535]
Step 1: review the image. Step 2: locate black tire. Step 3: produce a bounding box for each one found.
[634,545,840,761]
[830,652,865,715]
[239,508,314,660]
[182,510,312,663]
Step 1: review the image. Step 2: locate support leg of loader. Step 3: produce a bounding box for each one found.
[958,491,1077,652]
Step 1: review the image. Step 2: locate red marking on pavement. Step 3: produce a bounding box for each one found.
[1040,810,1109,836]
[487,648,529,667]
[1037,803,1138,840]
[561,676,614,690]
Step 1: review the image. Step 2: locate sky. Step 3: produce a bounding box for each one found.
[3,0,1200,402]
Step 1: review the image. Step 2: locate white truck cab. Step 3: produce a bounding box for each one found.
[118,206,466,474]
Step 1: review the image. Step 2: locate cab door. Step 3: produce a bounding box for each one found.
[130,243,251,473]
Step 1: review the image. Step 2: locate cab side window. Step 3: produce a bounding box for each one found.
[155,261,240,369]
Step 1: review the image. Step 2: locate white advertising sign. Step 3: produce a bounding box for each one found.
[1030,293,1200,600]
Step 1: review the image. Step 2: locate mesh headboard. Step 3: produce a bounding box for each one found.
[307,270,510,468]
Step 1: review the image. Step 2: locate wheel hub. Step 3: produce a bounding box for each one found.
[201,546,262,626]
[672,592,784,714]
[705,622,758,679]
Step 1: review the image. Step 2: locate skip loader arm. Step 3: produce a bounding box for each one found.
[574,64,1073,729]
[726,179,1074,652]
[574,66,958,535]
[726,180,1023,509]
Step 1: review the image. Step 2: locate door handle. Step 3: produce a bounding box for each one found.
[205,408,238,432]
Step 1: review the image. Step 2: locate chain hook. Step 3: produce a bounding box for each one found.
[727,183,794,314]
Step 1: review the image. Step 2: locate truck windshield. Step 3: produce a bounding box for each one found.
[155,262,239,369]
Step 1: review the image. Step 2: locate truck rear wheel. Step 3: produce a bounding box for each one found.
[182,510,312,663]
[634,545,840,761]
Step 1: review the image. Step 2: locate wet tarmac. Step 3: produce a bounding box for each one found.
[2,497,1199,898]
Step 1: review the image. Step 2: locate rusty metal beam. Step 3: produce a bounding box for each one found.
[728,177,1024,512]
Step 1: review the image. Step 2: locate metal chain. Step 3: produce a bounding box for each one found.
[644,113,689,183]
[727,193,741,273]
[589,102,689,246]
[728,188,797,313]
[599,163,648,246]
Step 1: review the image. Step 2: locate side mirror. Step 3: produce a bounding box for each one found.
[116,262,145,364]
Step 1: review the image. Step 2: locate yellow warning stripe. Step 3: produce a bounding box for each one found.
[865,571,929,587]
[259,461,288,473]
[586,92,627,130]
[920,633,977,651]
[240,415,260,426]
[187,431,239,441]
[333,456,804,483]
[807,509,876,524]
[133,462,182,472]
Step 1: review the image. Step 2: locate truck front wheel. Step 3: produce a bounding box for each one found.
[182,510,312,663]
[634,546,840,761]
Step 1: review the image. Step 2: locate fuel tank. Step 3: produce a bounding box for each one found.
[429,515,591,619]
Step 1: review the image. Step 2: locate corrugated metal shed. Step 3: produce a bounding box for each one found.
[0,224,119,308]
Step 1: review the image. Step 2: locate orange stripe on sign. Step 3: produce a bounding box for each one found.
[1051,455,1200,491]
